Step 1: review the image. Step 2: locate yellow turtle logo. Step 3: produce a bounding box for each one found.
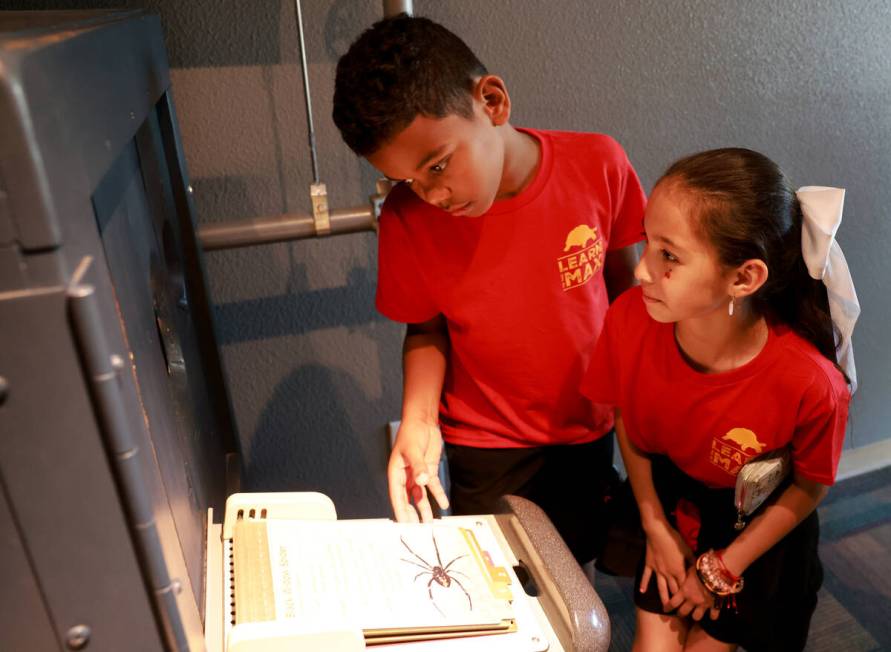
[563,224,599,252]
[722,428,765,455]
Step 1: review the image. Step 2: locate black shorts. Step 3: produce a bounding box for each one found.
[444,434,618,565]
[635,457,822,652]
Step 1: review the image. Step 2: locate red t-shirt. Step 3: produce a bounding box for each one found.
[376,129,646,448]
[582,287,850,486]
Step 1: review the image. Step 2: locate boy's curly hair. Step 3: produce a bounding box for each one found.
[333,14,488,157]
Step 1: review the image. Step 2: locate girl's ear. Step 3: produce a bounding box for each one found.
[473,75,511,126]
[730,259,769,298]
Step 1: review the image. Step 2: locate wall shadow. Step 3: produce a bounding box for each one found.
[245,362,390,518]
[212,266,382,345]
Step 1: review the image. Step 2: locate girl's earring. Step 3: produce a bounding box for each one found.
[728,297,735,317]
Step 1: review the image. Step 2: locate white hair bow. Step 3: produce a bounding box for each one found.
[797,186,860,393]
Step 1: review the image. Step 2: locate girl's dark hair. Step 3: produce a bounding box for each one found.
[660,148,846,379]
[333,14,488,157]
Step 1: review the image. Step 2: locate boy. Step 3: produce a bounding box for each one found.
[333,14,645,563]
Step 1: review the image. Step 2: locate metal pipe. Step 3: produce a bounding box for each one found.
[383,0,413,17]
[294,0,320,184]
[199,205,376,251]
[200,2,404,253]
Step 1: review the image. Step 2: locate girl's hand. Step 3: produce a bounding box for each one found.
[667,566,721,621]
[640,519,693,609]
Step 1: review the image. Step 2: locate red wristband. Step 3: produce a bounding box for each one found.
[715,550,741,583]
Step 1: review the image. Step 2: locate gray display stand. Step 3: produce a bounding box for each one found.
[0,11,609,652]
[0,10,237,651]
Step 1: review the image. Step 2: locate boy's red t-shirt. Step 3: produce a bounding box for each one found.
[582,287,851,487]
[376,129,646,448]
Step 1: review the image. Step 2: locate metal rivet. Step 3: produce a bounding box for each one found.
[0,376,8,404]
[65,624,91,650]
[109,354,125,371]
[187,185,194,194]
[171,578,183,595]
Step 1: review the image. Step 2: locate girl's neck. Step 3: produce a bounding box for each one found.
[496,125,540,200]
[674,306,769,374]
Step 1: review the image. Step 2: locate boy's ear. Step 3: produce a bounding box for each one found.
[730,259,769,298]
[473,75,510,126]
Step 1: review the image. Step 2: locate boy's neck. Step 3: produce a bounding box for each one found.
[495,125,541,201]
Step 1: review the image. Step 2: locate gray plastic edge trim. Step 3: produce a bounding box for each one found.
[67,274,189,651]
[498,494,611,652]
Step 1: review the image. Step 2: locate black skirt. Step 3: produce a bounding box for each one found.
[634,456,823,652]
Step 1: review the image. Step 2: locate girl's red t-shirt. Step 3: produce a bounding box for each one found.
[582,286,850,487]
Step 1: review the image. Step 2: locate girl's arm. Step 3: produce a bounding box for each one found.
[720,471,827,575]
[616,412,692,606]
[668,471,827,620]
[719,370,841,575]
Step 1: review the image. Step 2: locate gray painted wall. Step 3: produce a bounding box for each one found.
[7,1,890,518]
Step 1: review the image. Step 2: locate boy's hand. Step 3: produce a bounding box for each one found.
[388,419,449,522]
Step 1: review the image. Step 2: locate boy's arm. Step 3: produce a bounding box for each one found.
[603,245,639,302]
[388,314,451,522]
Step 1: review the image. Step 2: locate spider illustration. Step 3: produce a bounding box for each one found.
[400,533,473,616]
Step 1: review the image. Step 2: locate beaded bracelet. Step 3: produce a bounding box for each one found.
[695,549,744,610]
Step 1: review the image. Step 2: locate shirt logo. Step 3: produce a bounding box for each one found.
[709,427,765,476]
[558,224,604,291]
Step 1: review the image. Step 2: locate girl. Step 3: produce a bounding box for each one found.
[583,148,859,651]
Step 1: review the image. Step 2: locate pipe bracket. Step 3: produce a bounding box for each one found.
[310,182,330,236]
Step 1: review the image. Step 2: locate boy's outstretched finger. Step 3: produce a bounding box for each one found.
[409,482,433,522]
[387,443,426,521]
[404,498,421,523]
[425,474,449,511]
[387,451,418,522]
[387,465,412,522]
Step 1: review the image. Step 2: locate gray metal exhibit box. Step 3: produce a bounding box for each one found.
[0,10,238,651]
